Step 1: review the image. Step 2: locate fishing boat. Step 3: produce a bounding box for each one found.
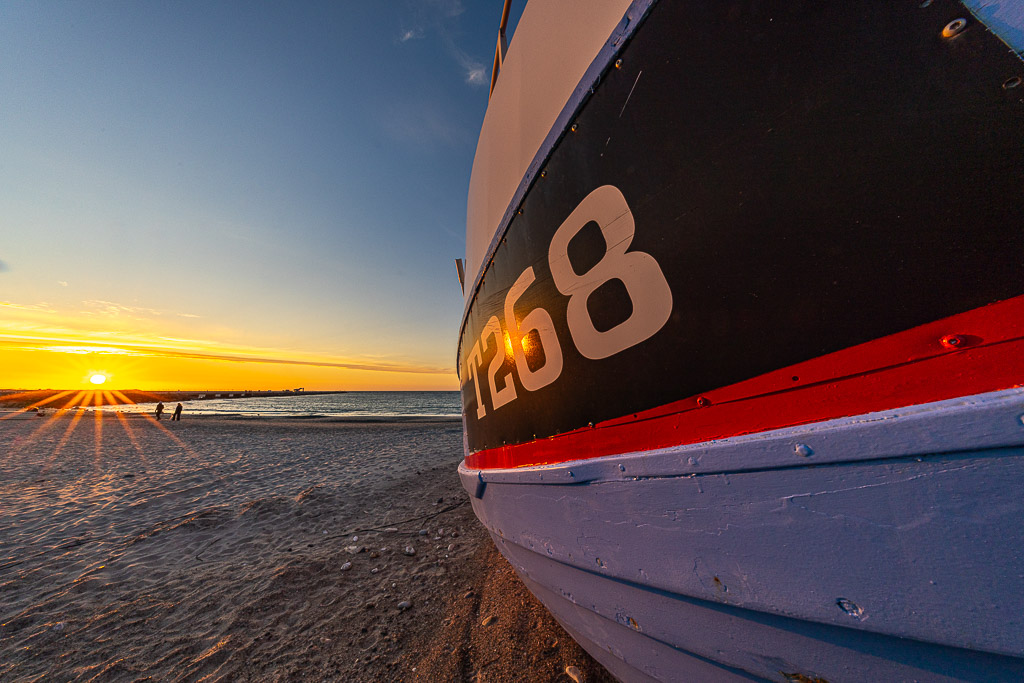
[456,1,1024,680]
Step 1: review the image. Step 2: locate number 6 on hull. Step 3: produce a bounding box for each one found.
[504,267,564,391]
[548,185,674,360]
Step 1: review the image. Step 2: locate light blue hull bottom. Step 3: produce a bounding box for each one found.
[460,390,1024,682]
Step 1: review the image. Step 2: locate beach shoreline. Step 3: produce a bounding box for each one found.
[0,412,610,681]
[0,389,352,411]
[2,411,463,423]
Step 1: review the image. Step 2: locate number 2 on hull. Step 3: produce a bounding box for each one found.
[483,315,518,409]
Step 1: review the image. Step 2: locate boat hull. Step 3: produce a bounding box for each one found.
[458,0,1024,460]
[458,0,1024,679]
[461,390,1024,681]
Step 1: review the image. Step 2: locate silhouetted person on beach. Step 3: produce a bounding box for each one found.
[155,402,164,420]
[172,403,183,421]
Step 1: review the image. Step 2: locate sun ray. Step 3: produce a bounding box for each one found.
[0,390,77,421]
[0,389,49,407]
[105,391,148,468]
[0,390,41,402]
[93,391,104,470]
[136,412,198,458]
[7,390,89,462]
[52,406,88,456]
[110,390,197,458]
[40,402,90,475]
[6,390,86,469]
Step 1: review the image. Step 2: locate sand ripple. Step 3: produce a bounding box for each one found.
[0,414,466,681]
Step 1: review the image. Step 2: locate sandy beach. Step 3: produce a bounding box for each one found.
[0,411,612,682]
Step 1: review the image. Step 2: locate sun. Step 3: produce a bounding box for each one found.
[90,373,107,385]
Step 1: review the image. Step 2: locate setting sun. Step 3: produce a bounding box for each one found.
[89,373,107,385]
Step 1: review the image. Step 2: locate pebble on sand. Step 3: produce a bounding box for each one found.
[565,664,582,682]
[481,615,497,626]
[340,562,353,571]
[403,546,416,556]
[397,600,412,611]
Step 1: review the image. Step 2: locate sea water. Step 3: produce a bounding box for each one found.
[97,391,461,418]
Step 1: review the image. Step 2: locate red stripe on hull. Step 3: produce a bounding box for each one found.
[466,296,1024,470]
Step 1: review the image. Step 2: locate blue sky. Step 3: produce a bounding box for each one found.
[0,1,522,389]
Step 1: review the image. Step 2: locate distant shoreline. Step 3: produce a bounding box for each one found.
[0,411,461,425]
[0,389,350,410]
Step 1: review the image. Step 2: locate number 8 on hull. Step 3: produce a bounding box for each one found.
[457,1,1024,680]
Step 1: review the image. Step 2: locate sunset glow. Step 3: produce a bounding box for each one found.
[0,300,458,390]
[0,331,457,391]
[0,1,505,393]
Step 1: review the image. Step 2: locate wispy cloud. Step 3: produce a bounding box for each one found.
[39,345,134,356]
[438,27,486,86]
[79,300,165,319]
[0,297,454,376]
[401,0,485,86]
[429,0,464,18]
[1,298,212,348]
[432,0,464,17]
[398,27,423,42]
[1,301,58,314]
[57,281,68,287]
[449,41,486,85]
[0,335,452,375]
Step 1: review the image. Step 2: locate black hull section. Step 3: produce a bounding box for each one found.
[459,0,1024,454]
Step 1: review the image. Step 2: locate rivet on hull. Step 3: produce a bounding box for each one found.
[836,597,865,619]
[940,334,964,349]
[942,18,967,38]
